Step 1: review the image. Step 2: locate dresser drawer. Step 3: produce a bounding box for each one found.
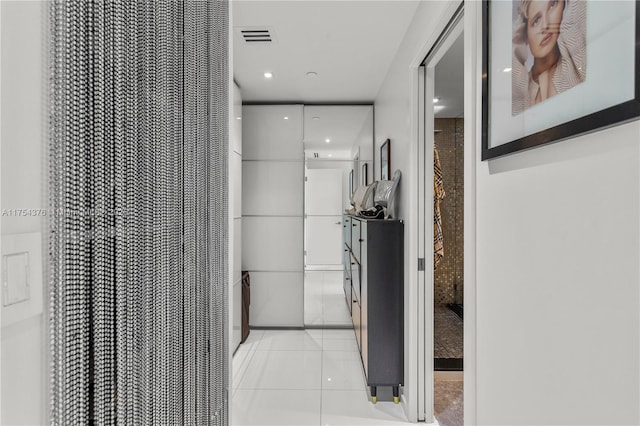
[343,215,352,249]
[352,288,361,351]
[351,218,361,261]
[350,251,360,303]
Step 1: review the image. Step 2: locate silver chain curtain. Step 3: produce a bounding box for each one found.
[49,1,229,424]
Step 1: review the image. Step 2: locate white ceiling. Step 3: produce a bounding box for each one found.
[232,0,421,103]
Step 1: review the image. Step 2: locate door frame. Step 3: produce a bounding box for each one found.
[304,167,344,268]
[303,161,354,327]
[407,1,478,423]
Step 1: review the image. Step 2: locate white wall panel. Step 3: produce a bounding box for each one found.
[1,2,46,424]
[305,169,343,215]
[233,218,242,285]
[232,280,242,352]
[242,217,303,271]
[306,160,354,210]
[232,84,242,155]
[241,105,304,329]
[242,161,303,216]
[247,272,303,327]
[1,315,44,425]
[305,216,343,266]
[230,82,242,372]
[232,152,242,218]
[1,0,44,235]
[242,105,303,160]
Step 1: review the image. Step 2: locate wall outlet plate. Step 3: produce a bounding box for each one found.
[3,251,30,306]
[1,232,43,327]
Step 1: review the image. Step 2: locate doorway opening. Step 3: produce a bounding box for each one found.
[302,105,374,328]
[304,164,352,327]
[420,5,464,426]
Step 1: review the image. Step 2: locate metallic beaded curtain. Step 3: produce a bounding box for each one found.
[49,1,229,424]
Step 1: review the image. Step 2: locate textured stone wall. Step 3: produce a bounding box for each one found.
[434,118,464,305]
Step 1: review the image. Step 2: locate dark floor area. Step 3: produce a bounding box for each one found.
[434,303,463,360]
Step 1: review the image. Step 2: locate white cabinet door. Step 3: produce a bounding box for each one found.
[305,169,343,266]
[306,216,343,265]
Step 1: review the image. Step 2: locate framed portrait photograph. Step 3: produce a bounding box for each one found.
[380,139,391,180]
[482,0,640,160]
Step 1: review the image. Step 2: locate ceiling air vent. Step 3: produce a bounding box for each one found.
[237,27,276,44]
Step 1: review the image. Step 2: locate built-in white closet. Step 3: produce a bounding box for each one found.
[241,105,305,327]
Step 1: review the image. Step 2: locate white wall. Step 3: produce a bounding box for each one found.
[475,122,639,426]
[469,2,639,422]
[375,0,640,425]
[1,0,44,235]
[354,110,374,185]
[0,1,46,424]
[306,160,354,210]
[230,83,243,353]
[373,1,450,421]
[241,105,304,326]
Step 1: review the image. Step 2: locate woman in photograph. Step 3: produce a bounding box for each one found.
[512,0,586,115]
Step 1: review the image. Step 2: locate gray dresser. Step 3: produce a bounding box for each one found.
[342,214,404,403]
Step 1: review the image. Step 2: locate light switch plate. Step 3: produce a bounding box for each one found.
[1,232,43,327]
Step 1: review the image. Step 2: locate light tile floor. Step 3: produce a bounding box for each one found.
[304,271,352,327]
[232,329,410,425]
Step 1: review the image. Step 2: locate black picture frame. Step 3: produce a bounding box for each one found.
[482,0,640,160]
[380,139,390,180]
[349,169,354,197]
[361,163,368,186]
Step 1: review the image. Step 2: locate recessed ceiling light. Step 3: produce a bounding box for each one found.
[328,154,333,158]
[325,138,331,143]
[312,116,320,121]
[284,116,289,120]
[264,72,273,79]
[503,67,512,73]
[235,117,241,120]
[306,71,318,77]
[433,98,440,103]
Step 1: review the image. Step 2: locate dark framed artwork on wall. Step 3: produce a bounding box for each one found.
[482,0,640,160]
[349,169,354,197]
[380,139,390,180]
[361,163,368,186]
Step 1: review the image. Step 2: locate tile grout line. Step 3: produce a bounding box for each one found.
[232,334,261,398]
[321,271,326,325]
[233,387,324,391]
[319,328,325,426]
